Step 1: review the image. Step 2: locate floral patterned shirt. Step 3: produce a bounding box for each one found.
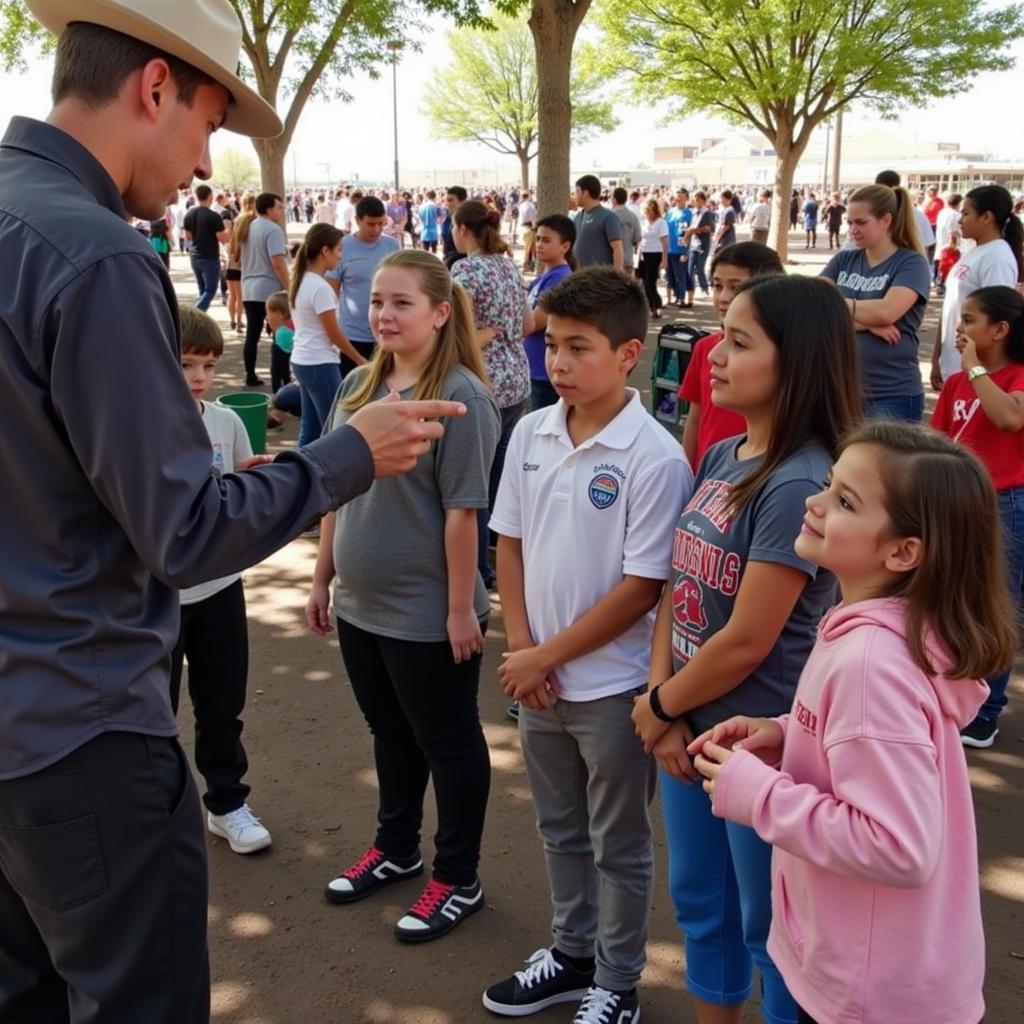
[452,253,530,409]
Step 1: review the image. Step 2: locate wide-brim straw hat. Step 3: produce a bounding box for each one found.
[26,0,283,138]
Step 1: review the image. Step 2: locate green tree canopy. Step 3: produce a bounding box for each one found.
[215,148,261,189]
[593,0,1024,258]
[422,13,616,188]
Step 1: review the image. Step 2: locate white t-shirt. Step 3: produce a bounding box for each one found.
[340,202,357,233]
[335,198,353,230]
[490,389,693,701]
[291,271,341,366]
[519,200,537,227]
[641,217,669,253]
[914,207,935,248]
[180,402,253,605]
[935,207,961,251]
[939,239,1019,379]
[749,202,772,230]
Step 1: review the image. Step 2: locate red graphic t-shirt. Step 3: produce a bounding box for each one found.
[931,363,1024,490]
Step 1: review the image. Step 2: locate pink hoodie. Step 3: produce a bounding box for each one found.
[712,597,988,1024]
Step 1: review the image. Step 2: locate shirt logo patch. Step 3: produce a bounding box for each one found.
[588,472,619,509]
[673,577,708,630]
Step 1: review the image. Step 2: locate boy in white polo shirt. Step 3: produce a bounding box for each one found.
[483,268,692,1023]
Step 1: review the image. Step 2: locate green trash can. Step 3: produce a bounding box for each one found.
[216,392,270,455]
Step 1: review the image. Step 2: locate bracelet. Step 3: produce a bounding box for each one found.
[649,683,684,723]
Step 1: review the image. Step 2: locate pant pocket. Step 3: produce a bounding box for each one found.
[0,814,108,912]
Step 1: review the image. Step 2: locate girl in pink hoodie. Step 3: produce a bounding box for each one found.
[689,420,1015,1024]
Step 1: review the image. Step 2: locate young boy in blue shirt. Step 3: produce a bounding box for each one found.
[484,268,693,1023]
[171,306,271,855]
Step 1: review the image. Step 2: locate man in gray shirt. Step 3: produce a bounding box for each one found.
[611,186,642,273]
[240,191,289,385]
[0,3,465,1020]
[573,173,624,269]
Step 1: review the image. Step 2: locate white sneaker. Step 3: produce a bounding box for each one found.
[207,804,272,854]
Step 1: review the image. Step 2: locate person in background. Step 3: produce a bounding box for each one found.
[524,214,576,410]
[611,186,642,278]
[665,188,693,307]
[679,242,784,471]
[443,185,469,269]
[265,289,294,396]
[802,191,819,250]
[748,189,772,246]
[419,189,441,254]
[684,190,715,298]
[639,198,669,318]
[183,183,229,311]
[825,192,846,250]
[573,174,624,270]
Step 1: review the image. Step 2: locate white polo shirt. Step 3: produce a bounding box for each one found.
[491,389,693,701]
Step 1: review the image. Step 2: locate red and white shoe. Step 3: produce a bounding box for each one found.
[394,877,483,943]
[324,846,423,904]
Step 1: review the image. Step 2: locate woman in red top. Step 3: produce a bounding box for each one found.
[932,285,1024,748]
[679,243,783,470]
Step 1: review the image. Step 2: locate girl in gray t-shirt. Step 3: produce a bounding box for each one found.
[634,275,860,1024]
[305,250,500,944]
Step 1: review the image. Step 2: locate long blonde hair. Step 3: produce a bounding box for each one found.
[341,250,489,411]
[849,184,923,255]
[229,193,257,262]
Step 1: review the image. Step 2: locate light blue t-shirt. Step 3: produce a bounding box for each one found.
[665,206,693,254]
[419,201,439,242]
[325,233,400,343]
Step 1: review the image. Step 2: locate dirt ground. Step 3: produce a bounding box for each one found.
[165,229,1024,1024]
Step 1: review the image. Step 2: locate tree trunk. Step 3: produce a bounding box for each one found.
[830,107,844,195]
[767,141,804,264]
[529,0,590,218]
[518,149,531,191]
[250,134,289,198]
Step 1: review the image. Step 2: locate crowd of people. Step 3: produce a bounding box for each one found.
[3,2,1024,1024]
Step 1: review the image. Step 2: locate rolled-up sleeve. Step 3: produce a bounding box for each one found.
[48,254,374,588]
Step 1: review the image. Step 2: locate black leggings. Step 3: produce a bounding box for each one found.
[242,300,267,380]
[336,617,491,886]
[640,251,663,311]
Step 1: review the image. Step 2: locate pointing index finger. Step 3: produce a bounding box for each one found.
[399,400,468,420]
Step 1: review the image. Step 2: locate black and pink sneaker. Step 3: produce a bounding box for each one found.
[394,877,483,943]
[324,846,423,904]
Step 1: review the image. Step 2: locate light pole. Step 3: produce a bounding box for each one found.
[387,41,403,193]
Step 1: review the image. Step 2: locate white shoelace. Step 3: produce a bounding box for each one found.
[221,805,262,831]
[572,987,622,1024]
[514,948,563,990]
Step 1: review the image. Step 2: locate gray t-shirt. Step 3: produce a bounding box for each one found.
[612,205,642,268]
[241,216,287,302]
[328,365,500,641]
[821,246,930,400]
[670,438,838,734]
[575,204,622,267]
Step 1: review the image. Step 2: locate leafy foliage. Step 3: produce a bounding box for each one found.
[422,13,616,167]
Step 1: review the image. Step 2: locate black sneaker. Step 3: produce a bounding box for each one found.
[324,846,423,904]
[394,877,483,943]
[961,715,998,749]
[483,947,594,1016]
[571,986,640,1024]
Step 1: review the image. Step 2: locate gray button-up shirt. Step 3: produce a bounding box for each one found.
[0,117,373,779]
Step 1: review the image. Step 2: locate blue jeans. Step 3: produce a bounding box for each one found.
[983,485,1024,720]
[666,252,690,302]
[661,772,796,1024]
[864,393,924,422]
[190,255,220,312]
[689,249,709,293]
[292,361,342,447]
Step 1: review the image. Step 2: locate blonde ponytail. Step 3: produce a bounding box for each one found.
[849,184,923,255]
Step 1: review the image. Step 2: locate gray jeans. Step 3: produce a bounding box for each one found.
[519,688,656,990]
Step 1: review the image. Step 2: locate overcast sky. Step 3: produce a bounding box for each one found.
[3,15,1022,184]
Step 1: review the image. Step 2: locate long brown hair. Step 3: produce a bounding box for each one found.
[288,223,342,306]
[340,250,489,411]
[848,184,923,255]
[725,274,862,514]
[843,421,1016,679]
[453,200,508,255]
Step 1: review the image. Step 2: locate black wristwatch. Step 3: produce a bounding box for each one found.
[649,683,684,723]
